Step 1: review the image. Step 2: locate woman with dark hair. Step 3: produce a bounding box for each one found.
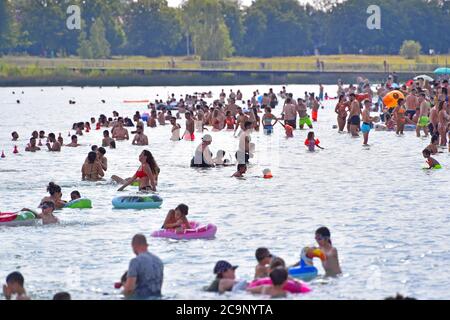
[314,227,342,277]
[40,182,66,209]
[112,150,159,192]
[334,95,349,132]
[82,151,105,181]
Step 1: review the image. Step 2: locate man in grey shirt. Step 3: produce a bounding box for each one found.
[123,234,164,299]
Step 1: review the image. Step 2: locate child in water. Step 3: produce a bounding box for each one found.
[423,148,441,169]
[247,267,288,299]
[70,191,81,201]
[261,107,278,135]
[278,122,293,138]
[232,164,247,178]
[162,204,190,232]
[254,248,273,280]
[314,227,342,277]
[170,117,181,141]
[213,150,231,166]
[225,111,236,130]
[304,132,324,151]
[3,272,30,300]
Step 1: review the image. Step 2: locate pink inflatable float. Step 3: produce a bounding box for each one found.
[247,278,311,294]
[151,222,217,240]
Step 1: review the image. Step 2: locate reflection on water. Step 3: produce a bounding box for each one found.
[0,85,449,300]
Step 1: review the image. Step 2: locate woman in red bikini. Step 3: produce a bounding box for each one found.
[112,150,160,192]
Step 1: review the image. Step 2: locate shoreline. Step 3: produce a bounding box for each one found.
[0,72,415,87]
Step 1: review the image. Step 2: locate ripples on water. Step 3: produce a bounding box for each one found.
[0,85,449,300]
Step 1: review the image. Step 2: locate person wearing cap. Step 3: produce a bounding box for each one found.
[205,261,238,294]
[190,134,215,168]
[21,201,58,225]
[254,248,273,279]
[123,234,164,299]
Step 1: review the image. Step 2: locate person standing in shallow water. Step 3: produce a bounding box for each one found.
[314,227,342,277]
[122,234,164,300]
[46,133,61,151]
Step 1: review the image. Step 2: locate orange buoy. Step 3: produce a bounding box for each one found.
[13,146,18,154]
[1,150,5,158]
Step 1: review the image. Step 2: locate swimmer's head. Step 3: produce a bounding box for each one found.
[47,182,61,196]
[237,163,247,174]
[71,135,77,142]
[6,272,25,292]
[315,227,332,245]
[11,131,19,140]
[263,169,272,175]
[255,247,272,263]
[87,151,97,163]
[70,191,81,200]
[307,131,315,140]
[216,150,225,158]
[422,148,431,158]
[97,147,106,155]
[175,204,189,219]
[91,145,98,152]
[269,257,286,272]
[41,201,55,213]
[270,267,288,287]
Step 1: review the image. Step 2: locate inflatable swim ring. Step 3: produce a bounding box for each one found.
[65,198,92,209]
[288,247,326,281]
[0,211,37,227]
[248,278,311,294]
[382,90,405,109]
[112,195,163,209]
[151,221,217,240]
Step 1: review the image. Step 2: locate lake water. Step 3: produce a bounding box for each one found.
[0,85,449,300]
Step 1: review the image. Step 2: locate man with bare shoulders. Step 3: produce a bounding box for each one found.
[132,125,149,146]
[348,93,361,137]
[282,98,297,129]
[183,112,195,141]
[297,98,313,129]
[416,93,430,138]
[225,99,238,117]
[25,137,41,152]
[112,118,129,141]
[405,89,419,120]
[46,133,61,151]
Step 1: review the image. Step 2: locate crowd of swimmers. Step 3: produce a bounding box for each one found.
[5,78,444,299]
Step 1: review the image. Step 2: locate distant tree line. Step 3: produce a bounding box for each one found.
[0,0,449,60]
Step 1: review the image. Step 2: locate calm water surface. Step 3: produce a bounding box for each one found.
[0,85,449,300]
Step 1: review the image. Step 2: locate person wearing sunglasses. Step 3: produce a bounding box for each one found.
[21,201,58,225]
[314,227,341,277]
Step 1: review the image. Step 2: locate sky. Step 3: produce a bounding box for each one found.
[167,0,314,7]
